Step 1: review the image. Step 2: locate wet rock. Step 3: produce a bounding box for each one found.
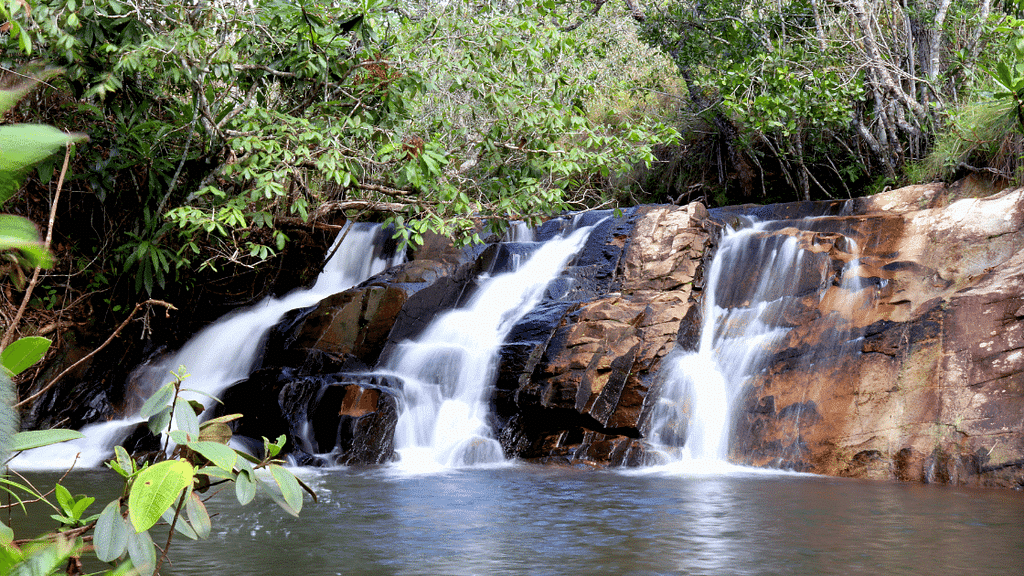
[496,203,715,465]
[217,369,400,465]
[732,185,1024,489]
[280,373,400,465]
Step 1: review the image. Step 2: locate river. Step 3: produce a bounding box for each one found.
[15,465,1024,575]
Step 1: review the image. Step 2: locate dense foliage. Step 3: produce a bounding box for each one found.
[633,0,1024,202]
[1,0,676,299]
[1,0,1021,404]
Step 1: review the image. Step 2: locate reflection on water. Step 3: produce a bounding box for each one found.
[12,467,1024,576]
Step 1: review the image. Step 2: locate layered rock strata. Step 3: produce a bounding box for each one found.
[733,182,1024,488]
[45,178,1024,488]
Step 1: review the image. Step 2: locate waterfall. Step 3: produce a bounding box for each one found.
[10,223,402,471]
[647,216,867,470]
[380,219,599,473]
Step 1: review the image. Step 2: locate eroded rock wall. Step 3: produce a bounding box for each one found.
[733,182,1024,489]
[496,203,714,466]
[71,177,1024,488]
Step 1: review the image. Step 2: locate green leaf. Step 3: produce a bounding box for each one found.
[115,445,135,476]
[0,519,12,546]
[54,484,74,515]
[186,440,237,471]
[11,429,84,451]
[0,372,15,465]
[0,82,35,116]
[139,382,175,420]
[234,470,256,505]
[263,434,286,458]
[0,124,86,174]
[185,491,211,539]
[1,336,51,376]
[160,500,197,540]
[94,500,129,562]
[195,465,234,481]
[174,397,200,437]
[0,215,52,268]
[71,494,95,520]
[126,526,157,576]
[128,459,194,533]
[269,464,303,515]
[147,405,172,437]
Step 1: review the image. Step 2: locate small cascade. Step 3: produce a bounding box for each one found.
[647,216,869,470]
[381,219,600,473]
[10,223,403,471]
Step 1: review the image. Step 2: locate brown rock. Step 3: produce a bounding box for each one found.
[734,186,1024,488]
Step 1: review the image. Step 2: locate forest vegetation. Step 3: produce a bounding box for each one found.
[1,0,1022,344]
[1,0,1024,572]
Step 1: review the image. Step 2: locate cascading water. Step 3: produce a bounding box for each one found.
[380,219,599,473]
[10,223,403,471]
[647,216,868,470]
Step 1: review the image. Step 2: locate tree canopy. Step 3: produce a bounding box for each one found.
[1,0,1023,363]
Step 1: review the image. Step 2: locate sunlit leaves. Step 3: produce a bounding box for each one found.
[128,459,194,533]
[1,336,51,377]
[0,124,85,174]
[186,440,237,472]
[0,215,53,269]
[11,429,84,451]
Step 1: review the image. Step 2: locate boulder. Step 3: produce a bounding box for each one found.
[217,369,400,465]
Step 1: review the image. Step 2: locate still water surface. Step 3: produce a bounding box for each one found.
[18,465,1024,576]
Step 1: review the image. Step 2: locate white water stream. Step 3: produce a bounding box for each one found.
[11,223,403,471]
[647,218,866,471]
[381,220,599,474]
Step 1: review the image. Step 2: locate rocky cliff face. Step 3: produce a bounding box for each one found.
[732,181,1024,489]
[202,180,1024,488]
[46,178,1024,488]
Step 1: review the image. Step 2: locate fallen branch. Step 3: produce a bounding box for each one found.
[311,200,410,219]
[354,181,416,197]
[14,299,177,409]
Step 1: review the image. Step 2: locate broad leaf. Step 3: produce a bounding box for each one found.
[128,459,194,533]
[126,526,157,576]
[186,440,236,471]
[139,382,175,420]
[234,469,256,505]
[0,519,12,546]
[115,445,135,476]
[196,465,235,481]
[146,405,172,436]
[54,484,74,515]
[0,70,61,115]
[0,124,85,173]
[160,501,198,540]
[269,464,303,515]
[1,336,51,376]
[0,372,16,465]
[94,500,129,562]
[263,434,287,458]
[173,397,199,437]
[71,495,95,520]
[0,82,34,116]
[185,491,211,539]
[11,429,84,451]
[0,214,52,268]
